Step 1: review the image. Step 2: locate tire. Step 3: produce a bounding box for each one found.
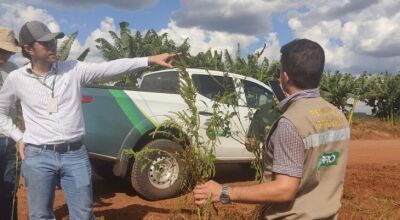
[131,139,184,200]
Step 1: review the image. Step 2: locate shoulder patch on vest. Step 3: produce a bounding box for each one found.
[317,151,340,170]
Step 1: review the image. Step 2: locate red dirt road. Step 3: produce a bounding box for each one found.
[347,139,400,164]
[17,139,400,219]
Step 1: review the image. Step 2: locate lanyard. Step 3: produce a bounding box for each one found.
[33,66,57,98]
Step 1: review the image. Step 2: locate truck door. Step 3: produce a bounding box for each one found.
[191,74,254,161]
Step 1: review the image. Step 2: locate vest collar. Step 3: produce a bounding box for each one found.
[278,88,320,112]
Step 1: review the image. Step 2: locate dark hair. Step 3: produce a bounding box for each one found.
[280,39,325,89]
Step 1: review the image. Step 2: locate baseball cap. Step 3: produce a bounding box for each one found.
[0,28,21,53]
[19,21,65,46]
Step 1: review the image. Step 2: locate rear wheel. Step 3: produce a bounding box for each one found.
[131,139,184,200]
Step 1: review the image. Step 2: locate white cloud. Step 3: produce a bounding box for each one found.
[288,0,400,73]
[0,3,60,33]
[257,33,281,62]
[159,21,258,55]
[63,17,118,63]
[172,0,305,35]
[80,17,118,62]
[3,1,400,73]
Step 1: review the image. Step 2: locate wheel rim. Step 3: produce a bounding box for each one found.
[148,154,179,189]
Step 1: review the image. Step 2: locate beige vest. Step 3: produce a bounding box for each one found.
[262,97,349,219]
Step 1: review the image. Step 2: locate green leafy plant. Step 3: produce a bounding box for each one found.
[95,22,190,86]
[57,31,90,61]
[124,59,222,219]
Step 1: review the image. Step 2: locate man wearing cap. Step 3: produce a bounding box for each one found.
[0,27,21,220]
[0,21,179,220]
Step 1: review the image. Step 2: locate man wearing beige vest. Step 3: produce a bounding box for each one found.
[193,39,350,219]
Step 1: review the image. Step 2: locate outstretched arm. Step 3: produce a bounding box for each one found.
[148,53,181,68]
[78,53,181,84]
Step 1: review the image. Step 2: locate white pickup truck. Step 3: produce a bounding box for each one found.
[82,68,277,200]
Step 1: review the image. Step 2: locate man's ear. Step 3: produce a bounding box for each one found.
[283,71,301,93]
[22,44,34,56]
[281,71,295,95]
[282,71,290,84]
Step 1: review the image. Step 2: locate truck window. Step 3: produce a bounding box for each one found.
[192,74,237,105]
[140,71,179,94]
[242,80,273,108]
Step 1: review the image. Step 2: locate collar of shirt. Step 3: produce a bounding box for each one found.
[278,88,320,112]
[25,62,57,78]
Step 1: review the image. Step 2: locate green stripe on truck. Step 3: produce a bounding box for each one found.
[109,89,148,135]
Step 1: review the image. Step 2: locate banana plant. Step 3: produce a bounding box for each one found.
[347,74,375,125]
[57,31,90,61]
[320,71,355,114]
[366,73,400,125]
[95,22,190,86]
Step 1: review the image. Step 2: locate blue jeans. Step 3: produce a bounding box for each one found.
[0,137,18,220]
[22,145,95,220]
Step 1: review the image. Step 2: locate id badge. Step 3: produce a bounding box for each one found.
[47,97,58,113]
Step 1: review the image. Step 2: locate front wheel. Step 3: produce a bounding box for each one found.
[131,139,184,200]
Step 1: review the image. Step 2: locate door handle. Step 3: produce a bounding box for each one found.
[199,111,213,116]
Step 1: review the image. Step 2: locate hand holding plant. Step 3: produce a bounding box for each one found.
[193,180,223,205]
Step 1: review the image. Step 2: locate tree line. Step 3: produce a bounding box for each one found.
[59,22,400,125]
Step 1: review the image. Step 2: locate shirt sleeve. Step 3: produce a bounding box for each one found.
[75,57,149,84]
[271,117,304,178]
[0,74,23,141]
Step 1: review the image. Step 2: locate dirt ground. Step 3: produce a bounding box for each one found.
[16,138,400,220]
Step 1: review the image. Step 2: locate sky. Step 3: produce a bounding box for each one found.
[1,0,400,74]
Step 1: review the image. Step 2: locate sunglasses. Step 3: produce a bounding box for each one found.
[37,39,57,48]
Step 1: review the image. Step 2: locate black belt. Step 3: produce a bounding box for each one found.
[29,140,83,153]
